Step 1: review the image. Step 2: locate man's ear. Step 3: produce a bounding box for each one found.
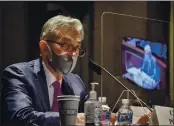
[39,40,52,59]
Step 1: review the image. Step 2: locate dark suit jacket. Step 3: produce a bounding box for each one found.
[1,58,88,126]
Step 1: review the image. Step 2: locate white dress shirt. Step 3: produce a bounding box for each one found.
[42,62,62,108]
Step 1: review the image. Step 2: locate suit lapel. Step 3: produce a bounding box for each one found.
[33,58,50,111]
[62,76,74,95]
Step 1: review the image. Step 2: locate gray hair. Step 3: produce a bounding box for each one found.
[40,15,84,40]
[144,44,151,53]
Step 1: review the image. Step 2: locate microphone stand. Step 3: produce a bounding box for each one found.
[89,59,152,112]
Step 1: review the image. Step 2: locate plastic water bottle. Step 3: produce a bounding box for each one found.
[98,97,111,125]
[117,99,133,125]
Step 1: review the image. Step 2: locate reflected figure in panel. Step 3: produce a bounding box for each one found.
[140,45,160,89]
[141,45,156,79]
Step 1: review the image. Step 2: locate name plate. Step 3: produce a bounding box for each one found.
[151,105,174,125]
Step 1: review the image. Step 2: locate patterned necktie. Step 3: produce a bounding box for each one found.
[51,81,62,112]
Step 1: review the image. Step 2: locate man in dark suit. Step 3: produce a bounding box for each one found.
[141,45,157,80]
[1,15,88,126]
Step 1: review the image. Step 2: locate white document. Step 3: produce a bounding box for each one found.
[150,105,174,125]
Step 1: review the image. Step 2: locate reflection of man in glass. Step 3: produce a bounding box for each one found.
[141,45,157,81]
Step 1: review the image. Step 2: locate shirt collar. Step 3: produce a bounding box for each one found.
[42,62,62,87]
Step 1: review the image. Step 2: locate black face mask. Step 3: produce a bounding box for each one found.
[47,44,77,75]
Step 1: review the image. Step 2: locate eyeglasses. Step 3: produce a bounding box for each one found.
[46,40,86,57]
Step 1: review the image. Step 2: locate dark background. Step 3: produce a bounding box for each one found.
[0,1,173,124]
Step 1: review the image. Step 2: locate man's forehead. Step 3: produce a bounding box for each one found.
[55,28,82,43]
[61,34,81,43]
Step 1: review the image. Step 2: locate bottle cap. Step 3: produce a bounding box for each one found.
[122,99,130,104]
[98,97,106,103]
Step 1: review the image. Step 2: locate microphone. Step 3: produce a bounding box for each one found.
[89,58,152,112]
[88,58,101,75]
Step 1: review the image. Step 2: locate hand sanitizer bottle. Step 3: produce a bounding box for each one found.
[84,82,102,126]
[98,97,111,125]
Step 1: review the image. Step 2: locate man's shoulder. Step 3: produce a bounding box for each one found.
[3,59,38,73]
[152,56,156,62]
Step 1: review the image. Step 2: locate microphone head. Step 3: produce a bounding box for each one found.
[88,59,101,75]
